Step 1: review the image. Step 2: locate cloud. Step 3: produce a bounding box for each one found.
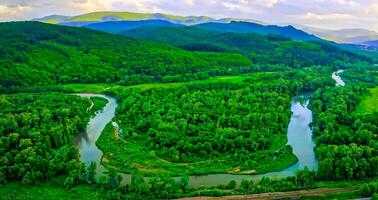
[0,4,32,20]
[300,12,351,20]
[0,0,377,31]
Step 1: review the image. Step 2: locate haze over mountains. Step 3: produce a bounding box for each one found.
[33,11,264,26]
[34,11,378,46]
[300,26,378,44]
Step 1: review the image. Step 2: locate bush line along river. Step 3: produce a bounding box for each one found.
[73,70,345,188]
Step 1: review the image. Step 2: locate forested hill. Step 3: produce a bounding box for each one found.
[124,26,372,67]
[83,20,183,34]
[0,22,372,90]
[194,21,320,41]
[0,21,251,88]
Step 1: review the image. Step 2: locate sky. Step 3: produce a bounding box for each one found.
[1,0,378,31]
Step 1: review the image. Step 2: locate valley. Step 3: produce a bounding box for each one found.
[0,8,378,200]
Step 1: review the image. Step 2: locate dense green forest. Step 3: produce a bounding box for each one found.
[95,68,336,175]
[0,22,251,88]
[0,93,98,186]
[124,26,372,68]
[0,21,372,91]
[311,86,378,180]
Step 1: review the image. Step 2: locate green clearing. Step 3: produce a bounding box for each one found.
[61,73,255,93]
[355,86,378,115]
[61,83,116,93]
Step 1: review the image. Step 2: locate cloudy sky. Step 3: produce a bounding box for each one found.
[1,0,378,31]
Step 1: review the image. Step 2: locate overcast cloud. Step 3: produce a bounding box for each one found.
[0,0,377,31]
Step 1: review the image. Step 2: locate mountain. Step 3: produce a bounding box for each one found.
[34,11,217,25]
[124,26,371,67]
[300,26,378,44]
[339,44,378,62]
[60,21,99,27]
[0,21,251,87]
[33,15,70,24]
[194,21,321,41]
[358,40,378,51]
[83,20,183,34]
[217,17,266,25]
[362,40,378,47]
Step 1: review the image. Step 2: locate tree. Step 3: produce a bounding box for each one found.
[178,174,189,192]
[87,162,97,183]
[296,167,315,187]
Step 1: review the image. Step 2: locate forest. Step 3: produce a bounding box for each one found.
[0,21,372,91]
[0,93,99,186]
[0,22,250,88]
[124,26,372,68]
[0,20,378,200]
[95,68,336,175]
[311,86,378,180]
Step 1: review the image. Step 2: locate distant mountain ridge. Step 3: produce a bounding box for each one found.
[360,40,378,51]
[34,11,378,45]
[300,26,378,44]
[75,20,320,42]
[83,20,183,34]
[194,21,321,41]
[34,11,263,25]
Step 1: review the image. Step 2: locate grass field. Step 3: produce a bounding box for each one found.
[61,73,256,93]
[355,86,378,115]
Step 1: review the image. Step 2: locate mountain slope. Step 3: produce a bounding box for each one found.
[0,22,251,87]
[124,26,370,67]
[300,26,378,44]
[83,20,183,33]
[362,40,378,48]
[194,21,321,41]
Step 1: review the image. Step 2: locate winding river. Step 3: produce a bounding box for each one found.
[332,69,345,86]
[73,93,117,175]
[73,70,344,188]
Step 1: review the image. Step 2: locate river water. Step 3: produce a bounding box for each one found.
[73,93,117,175]
[332,70,345,86]
[73,71,343,188]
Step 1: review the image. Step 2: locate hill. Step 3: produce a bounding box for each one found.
[300,26,378,44]
[83,20,183,34]
[0,21,251,88]
[194,21,321,41]
[124,26,371,68]
[361,40,378,50]
[34,11,217,25]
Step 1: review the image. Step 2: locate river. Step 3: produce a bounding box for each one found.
[73,70,344,188]
[332,69,345,86]
[73,93,117,175]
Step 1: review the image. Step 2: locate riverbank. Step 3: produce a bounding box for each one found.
[71,69,342,188]
[2,69,375,200]
[178,187,359,200]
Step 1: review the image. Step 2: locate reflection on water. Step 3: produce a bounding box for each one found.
[73,93,117,175]
[287,95,317,171]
